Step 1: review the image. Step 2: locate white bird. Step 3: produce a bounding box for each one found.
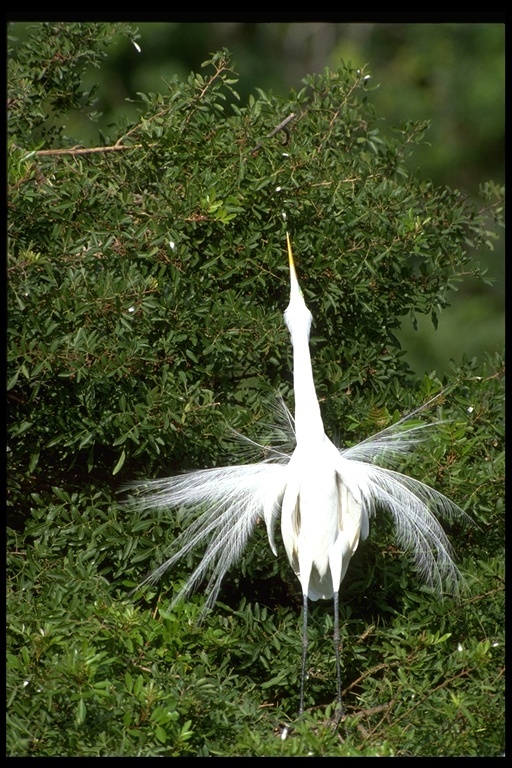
[127,233,468,718]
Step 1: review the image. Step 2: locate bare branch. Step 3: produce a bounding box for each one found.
[248,113,296,156]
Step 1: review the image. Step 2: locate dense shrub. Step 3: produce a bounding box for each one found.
[7,23,504,756]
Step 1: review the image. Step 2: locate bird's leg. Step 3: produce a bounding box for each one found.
[299,592,308,716]
[333,590,344,723]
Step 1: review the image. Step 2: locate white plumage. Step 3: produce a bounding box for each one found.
[127,233,467,716]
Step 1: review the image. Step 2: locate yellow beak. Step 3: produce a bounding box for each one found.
[286,232,297,278]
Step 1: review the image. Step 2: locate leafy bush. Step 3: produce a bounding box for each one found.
[7,23,504,756]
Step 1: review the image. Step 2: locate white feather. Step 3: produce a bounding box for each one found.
[125,233,470,715]
[126,397,468,615]
[125,235,468,627]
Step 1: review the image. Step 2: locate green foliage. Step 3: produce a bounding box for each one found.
[8,22,139,149]
[7,24,504,756]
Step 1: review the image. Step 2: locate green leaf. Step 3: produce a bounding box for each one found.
[112,449,126,476]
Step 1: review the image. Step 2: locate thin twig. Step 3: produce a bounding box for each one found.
[29,112,296,160]
[33,144,142,157]
[248,113,296,156]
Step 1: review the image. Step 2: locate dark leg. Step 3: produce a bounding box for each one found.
[333,590,344,719]
[299,592,308,715]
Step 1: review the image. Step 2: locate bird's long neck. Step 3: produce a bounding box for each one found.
[292,328,325,445]
[284,232,326,445]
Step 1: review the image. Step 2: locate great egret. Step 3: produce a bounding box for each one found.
[127,233,467,718]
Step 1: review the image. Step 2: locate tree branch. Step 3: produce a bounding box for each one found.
[248,113,296,156]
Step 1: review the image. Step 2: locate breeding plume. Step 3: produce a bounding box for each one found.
[128,233,467,717]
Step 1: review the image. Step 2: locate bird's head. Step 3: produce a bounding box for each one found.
[284,233,313,340]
